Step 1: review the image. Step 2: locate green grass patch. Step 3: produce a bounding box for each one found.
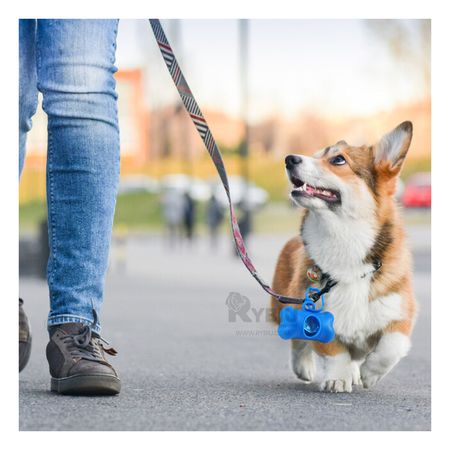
[19,199,47,232]
[20,191,210,233]
[20,195,430,235]
[113,192,162,231]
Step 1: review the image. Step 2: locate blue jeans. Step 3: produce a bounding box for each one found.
[19,19,120,333]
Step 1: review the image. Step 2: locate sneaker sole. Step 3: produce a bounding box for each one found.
[51,374,121,395]
[19,335,32,373]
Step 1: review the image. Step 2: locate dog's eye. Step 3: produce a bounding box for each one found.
[330,155,346,166]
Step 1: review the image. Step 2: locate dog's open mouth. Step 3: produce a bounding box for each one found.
[290,175,341,203]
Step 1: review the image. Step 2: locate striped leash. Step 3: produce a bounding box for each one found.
[149,19,329,305]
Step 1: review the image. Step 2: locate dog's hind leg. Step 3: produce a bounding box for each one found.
[291,340,316,383]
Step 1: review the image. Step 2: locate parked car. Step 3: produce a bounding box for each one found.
[402,172,431,208]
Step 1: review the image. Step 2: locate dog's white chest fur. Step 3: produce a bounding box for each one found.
[325,282,404,349]
[301,210,405,350]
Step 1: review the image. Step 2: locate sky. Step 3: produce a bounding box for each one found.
[115,19,429,123]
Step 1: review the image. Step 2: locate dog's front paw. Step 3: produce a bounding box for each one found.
[360,363,383,389]
[291,341,316,383]
[316,352,353,393]
[319,378,352,393]
[360,332,411,389]
[293,362,314,383]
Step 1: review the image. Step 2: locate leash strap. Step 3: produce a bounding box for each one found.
[150,19,320,306]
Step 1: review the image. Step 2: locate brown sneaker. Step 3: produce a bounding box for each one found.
[46,317,121,395]
[19,298,32,372]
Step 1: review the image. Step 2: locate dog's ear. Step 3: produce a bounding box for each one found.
[374,121,413,175]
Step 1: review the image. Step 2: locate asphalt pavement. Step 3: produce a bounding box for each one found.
[19,225,431,431]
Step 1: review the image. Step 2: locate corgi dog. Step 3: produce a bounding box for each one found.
[271,122,417,393]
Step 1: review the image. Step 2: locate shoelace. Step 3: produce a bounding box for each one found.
[60,310,117,362]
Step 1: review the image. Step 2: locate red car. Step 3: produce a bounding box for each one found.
[402,172,431,208]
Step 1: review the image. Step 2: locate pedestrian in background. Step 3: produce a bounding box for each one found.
[161,189,185,248]
[206,194,224,249]
[183,190,196,242]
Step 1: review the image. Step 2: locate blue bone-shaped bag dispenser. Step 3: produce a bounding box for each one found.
[278,287,335,343]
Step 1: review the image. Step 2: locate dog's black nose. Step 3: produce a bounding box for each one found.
[285,155,302,170]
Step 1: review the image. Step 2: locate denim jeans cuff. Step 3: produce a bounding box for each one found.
[47,315,101,334]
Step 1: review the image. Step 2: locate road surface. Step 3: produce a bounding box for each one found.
[19,226,431,430]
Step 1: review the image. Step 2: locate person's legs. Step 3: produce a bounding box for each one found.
[36,19,120,334]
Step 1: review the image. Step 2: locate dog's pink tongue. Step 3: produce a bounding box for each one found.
[306,184,316,194]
